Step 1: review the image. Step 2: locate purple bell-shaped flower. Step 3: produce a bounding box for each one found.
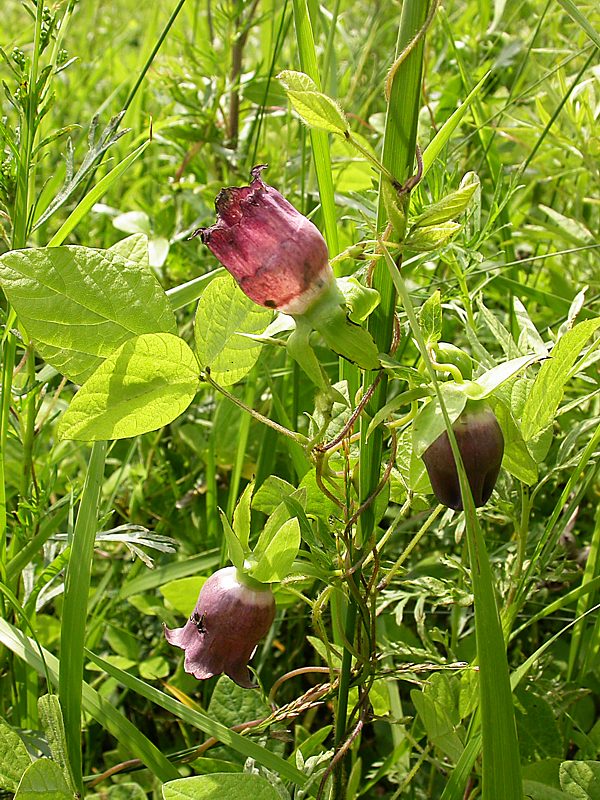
[194,165,335,315]
[165,566,276,688]
[422,401,504,510]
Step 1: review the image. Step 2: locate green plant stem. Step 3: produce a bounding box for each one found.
[20,345,38,498]
[505,484,531,613]
[291,0,339,254]
[0,335,16,575]
[332,3,432,795]
[381,240,522,798]
[12,3,43,249]
[122,0,187,116]
[377,504,444,591]
[225,368,257,519]
[1,0,44,612]
[59,440,107,794]
[202,370,308,446]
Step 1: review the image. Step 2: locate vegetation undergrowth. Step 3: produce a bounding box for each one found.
[0,1,599,799]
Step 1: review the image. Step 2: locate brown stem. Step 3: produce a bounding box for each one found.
[316,372,383,454]
[317,712,367,800]
[268,666,336,707]
[227,0,260,148]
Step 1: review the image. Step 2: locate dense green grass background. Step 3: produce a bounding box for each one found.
[1,1,599,798]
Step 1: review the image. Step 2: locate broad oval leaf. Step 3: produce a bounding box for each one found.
[58,333,199,441]
[108,233,150,268]
[0,718,31,791]
[163,774,281,800]
[0,245,176,383]
[559,760,600,799]
[195,274,272,386]
[14,759,71,800]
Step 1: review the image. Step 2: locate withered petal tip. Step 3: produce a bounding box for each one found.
[250,163,269,181]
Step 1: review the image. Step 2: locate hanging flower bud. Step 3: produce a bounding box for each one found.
[164,566,275,688]
[193,165,335,315]
[422,401,504,510]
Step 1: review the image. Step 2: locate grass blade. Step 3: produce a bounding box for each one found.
[0,619,179,782]
[58,440,107,792]
[85,650,310,791]
[48,140,150,247]
[381,242,523,798]
[555,0,600,49]
[291,0,338,254]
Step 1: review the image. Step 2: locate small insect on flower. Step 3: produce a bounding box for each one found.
[165,566,276,688]
[190,610,206,634]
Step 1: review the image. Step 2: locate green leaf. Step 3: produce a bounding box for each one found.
[88,783,148,800]
[413,172,479,227]
[419,290,442,344]
[207,676,271,737]
[250,517,301,583]
[108,233,150,268]
[421,73,489,180]
[521,318,600,440]
[405,222,461,251]
[14,759,72,800]
[305,298,380,370]
[559,761,600,799]
[139,657,170,680]
[195,275,272,387]
[233,483,254,551]
[0,717,31,791]
[163,774,281,800]
[299,469,339,523]
[337,277,380,323]
[58,333,199,441]
[555,0,600,48]
[286,318,331,392]
[515,688,562,762]
[476,354,539,398]
[522,780,573,799]
[252,476,296,515]
[80,647,305,786]
[411,675,464,762]
[113,211,152,236]
[381,179,407,236]
[0,245,176,383]
[278,70,349,134]
[38,695,77,795]
[538,205,594,247]
[160,577,204,616]
[412,383,468,458]
[491,400,538,485]
[0,620,178,783]
[218,509,246,571]
[47,139,151,247]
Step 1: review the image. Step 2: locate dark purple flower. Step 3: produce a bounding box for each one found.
[194,165,335,314]
[422,402,504,510]
[164,566,276,688]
